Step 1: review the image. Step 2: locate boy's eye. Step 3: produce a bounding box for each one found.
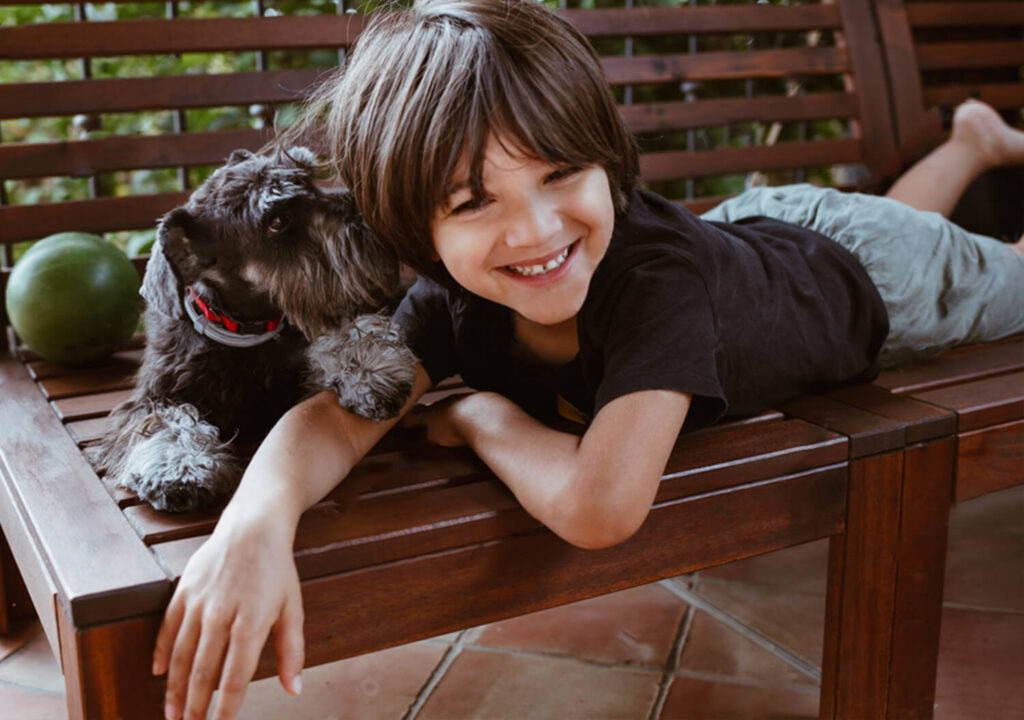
[450,196,492,215]
[545,165,584,183]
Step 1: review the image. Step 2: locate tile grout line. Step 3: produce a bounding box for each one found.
[646,600,695,720]
[402,630,468,720]
[659,579,822,684]
[452,639,666,673]
[0,675,65,697]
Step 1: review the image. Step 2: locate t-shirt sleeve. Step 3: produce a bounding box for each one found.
[391,276,458,386]
[586,249,727,429]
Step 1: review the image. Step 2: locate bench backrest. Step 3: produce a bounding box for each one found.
[2,0,1021,328]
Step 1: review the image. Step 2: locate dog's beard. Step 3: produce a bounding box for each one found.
[259,214,399,339]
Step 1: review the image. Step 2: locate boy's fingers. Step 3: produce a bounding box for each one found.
[274,590,305,695]
[164,612,202,720]
[182,632,228,720]
[153,594,186,676]
[210,626,265,720]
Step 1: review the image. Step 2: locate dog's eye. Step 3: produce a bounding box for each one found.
[267,215,288,234]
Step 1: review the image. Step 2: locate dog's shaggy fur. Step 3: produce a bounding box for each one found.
[89,147,417,513]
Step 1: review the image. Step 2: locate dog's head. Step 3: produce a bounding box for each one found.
[142,147,401,339]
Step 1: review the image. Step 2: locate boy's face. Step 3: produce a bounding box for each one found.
[431,135,615,327]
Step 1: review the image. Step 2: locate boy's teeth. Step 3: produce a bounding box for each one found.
[507,246,571,276]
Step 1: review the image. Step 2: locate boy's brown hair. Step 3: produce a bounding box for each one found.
[308,0,638,280]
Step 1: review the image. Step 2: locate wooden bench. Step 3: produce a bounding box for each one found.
[1,1,1021,718]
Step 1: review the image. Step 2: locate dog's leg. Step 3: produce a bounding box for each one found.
[305,315,418,421]
[94,403,242,512]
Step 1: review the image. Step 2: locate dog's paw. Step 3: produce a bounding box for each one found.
[306,314,418,421]
[113,404,242,513]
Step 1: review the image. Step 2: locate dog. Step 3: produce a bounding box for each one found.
[89,147,417,513]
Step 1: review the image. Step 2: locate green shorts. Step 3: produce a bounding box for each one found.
[702,184,1024,366]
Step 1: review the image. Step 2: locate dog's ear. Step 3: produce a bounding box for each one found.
[226,148,254,165]
[281,146,318,168]
[329,194,402,308]
[141,208,200,318]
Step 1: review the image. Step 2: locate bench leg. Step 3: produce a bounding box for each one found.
[820,441,952,719]
[0,527,35,636]
[57,606,165,720]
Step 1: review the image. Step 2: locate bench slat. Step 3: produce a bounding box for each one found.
[51,389,133,423]
[916,41,1024,71]
[640,138,863,182]
[922,83,1024,111]
[875,339,1024,395]
[911,370,1024,433]
[137,418,844,580]
[620,92,860,134]
[0,192,189,244]
[601,46,849,85]
[563,5,842,37]
[0,69,326,120]
[0,15,366,59]
[0,129,272,180]
[906,2,1024,27]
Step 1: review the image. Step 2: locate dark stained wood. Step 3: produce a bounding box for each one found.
[779,394,905,459]
[923,83,1024,111]
[834,0,903,178]
[905,2,1024,27]
[38,368,137,401]
[58,608,164,720]
[248,465,848,680]
[916,41,1024,71]
[873,0,943,162]
[51,389,133,423]
[600,47,849,86]
[0,193,190,245]
[825,382,956,445]
[640,139,863,183]
[0,15,367,59]
[65,417,111,446]
[563,4,842,37]
[0,354,170,627]
[0,470,61,657]
[0,69,326,120]
[911,371,1024,433]
[955,419,1024,502]
[827,450,904,719]
[0,129,273,180]
[26,349,142,383]
[887,438,953,720]
[619,93,860,135]
[875,338,1024,395]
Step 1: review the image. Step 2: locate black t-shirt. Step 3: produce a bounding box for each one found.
[394,188,889,431]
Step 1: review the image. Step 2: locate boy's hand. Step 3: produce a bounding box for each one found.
[401,393,475,447]
[152,515,303,720]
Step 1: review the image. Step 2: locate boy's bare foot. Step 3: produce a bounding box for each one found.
[950,100,1024,171]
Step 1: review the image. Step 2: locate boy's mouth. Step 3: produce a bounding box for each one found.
[503,241,577,277]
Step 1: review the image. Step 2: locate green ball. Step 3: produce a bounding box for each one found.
[5,232,142,366]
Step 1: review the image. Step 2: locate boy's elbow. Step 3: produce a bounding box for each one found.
[553,477,650,550]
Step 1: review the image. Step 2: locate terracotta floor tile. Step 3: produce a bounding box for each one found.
[0,619,41,664]
[0,684,67,720]
[418,647,661,720]
[234,640,447,720]
[696,540,829,596]
[690,580,825,671]
[933,608,1024,720]
[944,487,1024,612]
[660,676,818,719]
[678,610,817,689]
[0,631,64,695]
[469,584,686,668]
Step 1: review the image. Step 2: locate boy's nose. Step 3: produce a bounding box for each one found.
[504,195,562,248]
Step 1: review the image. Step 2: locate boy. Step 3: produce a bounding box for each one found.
[153,1,1024,718]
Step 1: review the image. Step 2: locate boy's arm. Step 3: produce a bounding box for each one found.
[416,389,691,549]
[155,364,433,720]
